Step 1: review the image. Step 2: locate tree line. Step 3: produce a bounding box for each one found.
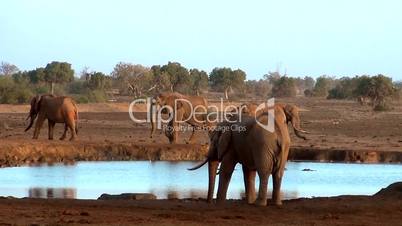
[0,61,400,110]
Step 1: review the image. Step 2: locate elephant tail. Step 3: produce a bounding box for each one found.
[187,158,208,170]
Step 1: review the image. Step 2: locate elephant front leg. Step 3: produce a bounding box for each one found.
[186,126,197,144]
[165,119,177,144]
[207,160,219,203]
[242,166,256,204]
[33,114,46,139]
[216,154,236,204]
[48,120,56,140]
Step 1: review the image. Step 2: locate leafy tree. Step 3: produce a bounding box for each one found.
[86,72,111,90]
[44,61,74,94]
[209,67,246,99]
[111,62,152,97]
[304,89,314,97]
[189,69,208,96]
[160,62,190,93]
[27,68,46,84]
[0,76,32,104]
[304,76,315,90]
[263,71,281,84]
[327,76,360,99]
[245,79,271,98]
[149,65,171,93]
[0,62,19,76]
[271,76,297,97]
[313,76,334,97]
[360,75,395,109]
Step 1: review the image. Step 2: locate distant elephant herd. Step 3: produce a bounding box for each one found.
[24,92,309,206]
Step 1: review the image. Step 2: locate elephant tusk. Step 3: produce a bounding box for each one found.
[294,128,308,140]
[216,167,221,175]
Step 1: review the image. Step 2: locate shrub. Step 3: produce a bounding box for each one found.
[374,102,392,111]
[313,76,335,97]
[271,76,296,97]
[304,89,314,97]
[87,90,107,102]
[74,95,90,104]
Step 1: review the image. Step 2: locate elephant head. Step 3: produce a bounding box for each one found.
[149,92,170,138]
[280,104,308,140]
[25,95,42,132]
[149,92,185,139]
[240,102,308,140]
[25,94,56,132]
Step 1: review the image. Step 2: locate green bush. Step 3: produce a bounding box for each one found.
[34,86,50,94]
[271,76,296,97]
[304,89,314,97]
[87,90,107,102]
[313,76,335,97]
[374,102,392,111]
[68,80,86,94]
[74,95,90,103]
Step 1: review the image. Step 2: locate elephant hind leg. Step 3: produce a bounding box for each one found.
[272,166,285,206]
[255,170,270,206]
[242,166,256,204]
[60,124,68,140]
[48,120,56,140]
[66,119,77,141]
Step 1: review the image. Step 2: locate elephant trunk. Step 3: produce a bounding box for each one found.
[25,113,37,132]
[291,117,308,140]
[149,100,156,138]
[207,160,219,203]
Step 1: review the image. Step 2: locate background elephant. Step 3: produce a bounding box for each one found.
[149,92,209,144]
[190,102,308,204]
[25,94,78,141]
[239,102,308,140]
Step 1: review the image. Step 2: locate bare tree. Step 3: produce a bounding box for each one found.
[0,62,19,76]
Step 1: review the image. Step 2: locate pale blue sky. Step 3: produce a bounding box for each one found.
[1,0,401,80]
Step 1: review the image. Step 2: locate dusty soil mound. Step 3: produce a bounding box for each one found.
[374,182,402,199]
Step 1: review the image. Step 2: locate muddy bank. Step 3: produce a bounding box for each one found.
[289,147,402,163]
[0,141,209,167]
[0,141,401,167]
[0,184,401,226]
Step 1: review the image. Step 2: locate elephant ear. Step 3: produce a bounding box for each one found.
[283,104,294,122]
[217,129,231,161]
[34,95,42,114]
[28,96,37,114]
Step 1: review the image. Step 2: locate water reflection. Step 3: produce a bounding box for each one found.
[29,187,76,199]
[0,161,400,200]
